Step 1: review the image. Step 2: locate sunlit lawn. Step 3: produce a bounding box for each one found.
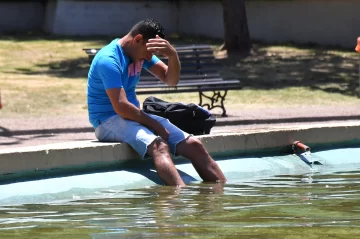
[0,33,359,118]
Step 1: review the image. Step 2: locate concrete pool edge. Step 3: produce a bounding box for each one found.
[1,122,360,183]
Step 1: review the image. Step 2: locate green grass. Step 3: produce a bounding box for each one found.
[0,33,359,118]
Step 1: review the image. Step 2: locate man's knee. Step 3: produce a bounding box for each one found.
[177,136,207,155]
[187,137,206,150]
[147,137,170,156]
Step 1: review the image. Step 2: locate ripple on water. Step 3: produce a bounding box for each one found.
[0,171,360,238]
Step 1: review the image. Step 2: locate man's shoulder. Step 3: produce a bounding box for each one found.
[96,39,126,65]
[97,40,118,57]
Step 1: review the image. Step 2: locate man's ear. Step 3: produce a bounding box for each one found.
[134,34,144,44]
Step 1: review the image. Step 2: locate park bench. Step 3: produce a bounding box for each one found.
[83,45,241,116]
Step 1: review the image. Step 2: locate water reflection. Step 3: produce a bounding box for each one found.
[0,171,360,238]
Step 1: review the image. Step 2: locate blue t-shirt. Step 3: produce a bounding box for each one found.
[87,39,159,128]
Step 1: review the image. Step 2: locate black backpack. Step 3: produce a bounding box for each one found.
[142,96,216,135]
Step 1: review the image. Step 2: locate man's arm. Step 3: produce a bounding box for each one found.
[97,55,168,139]
[106,88,169,140]
[146,36,181,86]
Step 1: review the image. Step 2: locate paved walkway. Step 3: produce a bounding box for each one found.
[1,105,360,149]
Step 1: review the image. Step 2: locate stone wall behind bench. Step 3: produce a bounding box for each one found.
[0,0,359,48]
[41,0,360,48]
[0,2,45,33]
[44,0,178,36]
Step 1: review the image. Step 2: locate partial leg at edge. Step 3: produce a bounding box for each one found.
[147,138,185,187]
[176,137,227,183]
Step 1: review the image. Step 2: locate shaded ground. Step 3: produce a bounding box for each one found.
[216,44,359,96]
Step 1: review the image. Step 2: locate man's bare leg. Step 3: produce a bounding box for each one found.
[176,137,227,182]
[147,138,186,187]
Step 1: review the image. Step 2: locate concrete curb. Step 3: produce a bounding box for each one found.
[1,121,360,183]
[0,127,93,137]
[215,115,360,126]
[1,115,360,136]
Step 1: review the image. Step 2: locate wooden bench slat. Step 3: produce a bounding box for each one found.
[138,79,231,86]
[180,63,218,69]
[137,80,240,88]
[180,69,219,74]
[84,54,217,64]
[136,85,242,95]
[140,73,221,80]
[164,56,215,61]
[170,45,212,51]
[141,68,219,77]
[140,77,223,82]
[158,63,218,68]
[176,50,214,56]
[141,69,220,76]
[164,60,216,66]
[83,46,213,53]
[156,57,215,64]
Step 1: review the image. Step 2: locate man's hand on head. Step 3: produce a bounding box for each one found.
[146,35,176,58]
[145,35,181,86]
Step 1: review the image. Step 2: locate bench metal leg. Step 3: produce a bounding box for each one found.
[199,90,228,117]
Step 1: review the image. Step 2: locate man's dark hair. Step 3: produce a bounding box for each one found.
[130,19,165,41]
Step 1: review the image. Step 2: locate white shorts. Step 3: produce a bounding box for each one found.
[95,113,190,158]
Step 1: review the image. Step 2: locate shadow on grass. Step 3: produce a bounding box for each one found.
[4,34,223,79]
[12,58,90,79]
[3,33,359,96]
[0,31,113,44]
[217,42,359,96]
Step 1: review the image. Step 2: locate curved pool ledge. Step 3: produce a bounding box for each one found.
[1,147,360,206]
[0,121,360,185]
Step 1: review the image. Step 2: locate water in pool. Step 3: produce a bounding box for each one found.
[0,148,359,238]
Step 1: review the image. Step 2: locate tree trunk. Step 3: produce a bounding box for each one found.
[222,0,252,54]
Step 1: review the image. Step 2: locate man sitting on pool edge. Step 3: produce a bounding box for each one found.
[87,19,226,186]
